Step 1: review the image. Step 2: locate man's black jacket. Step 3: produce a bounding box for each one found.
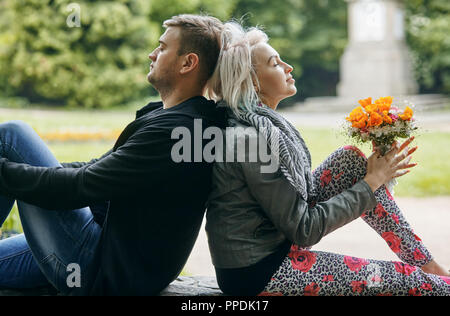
[0,96,226,295]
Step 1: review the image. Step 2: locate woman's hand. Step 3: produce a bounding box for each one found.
[364,137,418,192]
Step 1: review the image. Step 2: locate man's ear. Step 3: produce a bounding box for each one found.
[179,53,200,75]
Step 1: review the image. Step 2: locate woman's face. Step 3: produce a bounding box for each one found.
[252,43,297,110]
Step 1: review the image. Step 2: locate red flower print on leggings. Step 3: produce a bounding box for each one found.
[441,276,450,285]
[385,186,394,200]
[420,283,433,291]
[413,248,426,261]
[391,214,399,224]
[381,231,402,253]
[394,262,417,276]
[351,280,367,294]
[320,169,332,187]
[304,282,320,296]
[374,203,388,218]
[343,256,369,273]
[408,288,421,296]
[322,275,334,282]
[288,247,317,273]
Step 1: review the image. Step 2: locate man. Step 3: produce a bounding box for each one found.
[0,14,225,295]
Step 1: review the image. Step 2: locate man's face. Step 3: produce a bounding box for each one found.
[147,27,182,92]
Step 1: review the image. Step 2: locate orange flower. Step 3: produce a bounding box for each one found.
[364,103,378,114]
[375,96,393,106]
[367,111,383,127]
[399,106,413,121]
[374,96,392,113]
[346,107,368,128]
[358,97,372,108]
[382,110,393,124]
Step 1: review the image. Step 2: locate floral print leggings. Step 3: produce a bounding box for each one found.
[261,146,450,296]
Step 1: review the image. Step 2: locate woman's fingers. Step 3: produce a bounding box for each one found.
[393,146,418,165]
[396,156,418,170]
[398,136,415,153]
[393,169,411,178]
[385,141,399,158]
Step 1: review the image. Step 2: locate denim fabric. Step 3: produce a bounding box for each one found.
[0,120,102,294]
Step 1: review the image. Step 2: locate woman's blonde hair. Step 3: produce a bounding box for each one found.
[208,21,268,114]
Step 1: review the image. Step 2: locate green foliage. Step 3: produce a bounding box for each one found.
[0,0,158,108]
[229,0,449,103]
[230,0,348,102]
[0,0,448,108]
[0,0,235,108]
[405,0,450,94]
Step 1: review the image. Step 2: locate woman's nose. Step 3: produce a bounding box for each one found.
[285,63,293,74]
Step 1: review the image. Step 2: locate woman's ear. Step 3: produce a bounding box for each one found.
[180,53,199,75]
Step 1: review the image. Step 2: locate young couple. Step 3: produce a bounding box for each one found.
[0,14,448,296]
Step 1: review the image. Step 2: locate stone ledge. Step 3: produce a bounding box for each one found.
[0,286,58,296]
[160,276,223,296]
[0,276,223,296]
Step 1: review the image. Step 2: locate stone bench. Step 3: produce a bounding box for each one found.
[0,276,223,296]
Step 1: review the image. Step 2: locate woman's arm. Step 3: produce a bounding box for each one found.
[241,161,377,248]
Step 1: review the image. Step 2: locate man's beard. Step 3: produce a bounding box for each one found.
[148,70,175,100]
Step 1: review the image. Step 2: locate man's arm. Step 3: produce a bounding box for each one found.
[60,149,113,169]
[0,124,179,211]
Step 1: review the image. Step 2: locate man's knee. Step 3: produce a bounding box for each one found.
[0,120,32,138]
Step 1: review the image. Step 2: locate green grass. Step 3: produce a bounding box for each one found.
[300,127,450,197]
[0,107,449,233]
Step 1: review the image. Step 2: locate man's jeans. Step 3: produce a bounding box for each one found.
[0,120,102,294]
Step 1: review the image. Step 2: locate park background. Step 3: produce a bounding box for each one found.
[0,0,449,275]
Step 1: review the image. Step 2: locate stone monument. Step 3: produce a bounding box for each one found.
[337,0,418,99]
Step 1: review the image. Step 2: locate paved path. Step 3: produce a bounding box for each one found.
[184,196,450,276]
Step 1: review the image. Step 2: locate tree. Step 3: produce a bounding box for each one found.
[405,0,450,94]
[230,0,347,104]
[0,0,448,108]
[0,0,235,108]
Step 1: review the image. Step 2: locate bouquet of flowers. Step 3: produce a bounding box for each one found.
[345,96,417,155]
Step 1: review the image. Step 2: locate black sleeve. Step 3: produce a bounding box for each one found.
[60,149,113,169]
[0,125,178,211]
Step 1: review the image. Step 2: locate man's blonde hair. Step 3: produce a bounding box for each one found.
[208,21,268,114]
[163,14,224,85]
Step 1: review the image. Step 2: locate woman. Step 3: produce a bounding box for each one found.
[205,22,450,296]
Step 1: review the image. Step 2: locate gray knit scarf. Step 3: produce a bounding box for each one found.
[233,104,313,201]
